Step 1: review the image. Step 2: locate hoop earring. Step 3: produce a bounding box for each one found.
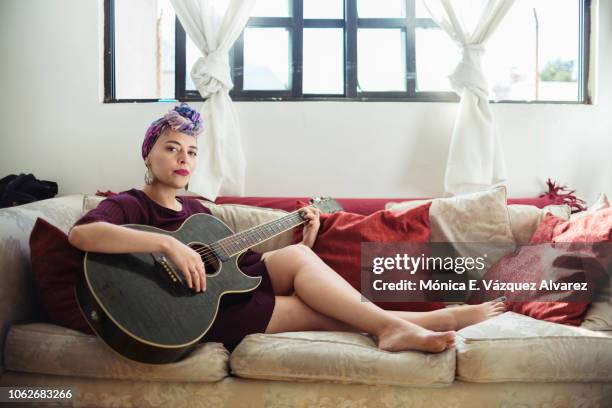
[144,166,155,185]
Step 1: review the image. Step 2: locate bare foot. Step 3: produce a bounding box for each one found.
[444,301,506,330]
[392,301,507,332]
[376,320,456,353]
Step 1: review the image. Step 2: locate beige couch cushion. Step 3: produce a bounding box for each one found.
[456,312,612,383]
[507,204,571,245]
[386,186,516,277]
[4,323,229,382]
[230,331,455,387]
[582,302,612,331]
[197,201,294,253]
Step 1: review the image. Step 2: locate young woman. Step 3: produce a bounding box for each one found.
[68,103,505,353]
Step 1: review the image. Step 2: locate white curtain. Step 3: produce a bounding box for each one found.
[423,0,515,196]
[170,0,256,200]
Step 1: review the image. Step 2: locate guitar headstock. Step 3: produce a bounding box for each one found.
[310,196,343,214]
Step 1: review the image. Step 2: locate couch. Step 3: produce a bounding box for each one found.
[1,192,611,408]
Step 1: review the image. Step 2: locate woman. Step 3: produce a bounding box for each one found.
[68,103,505,353]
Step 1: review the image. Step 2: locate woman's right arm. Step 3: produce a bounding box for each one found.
[68,222,171,254]
[68,222,206,292]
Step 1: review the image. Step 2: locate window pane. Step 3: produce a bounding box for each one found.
[415,0,430,18]
[415,28,458,92]
[303,28,344,94]
[304,0,343,19]
[486,0,580,101]
[243,27,291,90]
[357,29,406,92]
[252,0,291,17]
[185,36,199,91]
[357,0,405,18]
[115,0,175,99]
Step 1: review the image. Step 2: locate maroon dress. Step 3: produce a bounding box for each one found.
[73,188,276,351]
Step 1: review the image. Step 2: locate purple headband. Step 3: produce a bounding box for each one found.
[142,103,204,159]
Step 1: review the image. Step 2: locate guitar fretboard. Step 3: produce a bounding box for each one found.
[214,210,307,257]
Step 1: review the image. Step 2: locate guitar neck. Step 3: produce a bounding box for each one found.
[215,207,311,257]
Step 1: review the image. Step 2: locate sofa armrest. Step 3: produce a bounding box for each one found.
[0,194,84,375]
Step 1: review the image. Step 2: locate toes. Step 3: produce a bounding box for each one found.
[442,331,456,341]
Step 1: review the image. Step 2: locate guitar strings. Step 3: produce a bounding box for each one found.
[189,210,307,263]
[193,214,303,261]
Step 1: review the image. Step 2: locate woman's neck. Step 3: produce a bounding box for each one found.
[142,184,181,211]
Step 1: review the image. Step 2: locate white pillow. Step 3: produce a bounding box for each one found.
[507,204,571,245]
[387,186,516,278]
[571,193,610,220]
[581,302,612,331]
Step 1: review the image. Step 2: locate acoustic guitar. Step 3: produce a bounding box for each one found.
[75,197,342,364]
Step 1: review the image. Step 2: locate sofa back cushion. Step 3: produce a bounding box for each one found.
[197,201,293,253]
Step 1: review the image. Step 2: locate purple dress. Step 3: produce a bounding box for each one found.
[73,188,276,351]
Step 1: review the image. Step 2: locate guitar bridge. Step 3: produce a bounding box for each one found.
[151,252,183,286]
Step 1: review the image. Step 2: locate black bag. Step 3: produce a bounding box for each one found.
[0,173,58,208]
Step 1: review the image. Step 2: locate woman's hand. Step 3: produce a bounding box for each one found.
[162,236,206,292]
[300,207,321,248]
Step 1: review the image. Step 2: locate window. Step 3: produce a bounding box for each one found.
[105,0,592,103]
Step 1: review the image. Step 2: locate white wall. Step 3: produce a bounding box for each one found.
[0,0,610,203]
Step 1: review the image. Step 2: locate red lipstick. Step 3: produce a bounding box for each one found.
[174,169,190,176]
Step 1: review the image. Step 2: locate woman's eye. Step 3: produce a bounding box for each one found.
[189,151,197,156]
[167,147,176,152]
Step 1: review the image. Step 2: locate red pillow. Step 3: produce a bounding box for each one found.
[469,209,611,325]
[300,202,444,312]
[29,218,93,334]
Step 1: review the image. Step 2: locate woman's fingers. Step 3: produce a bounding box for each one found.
[302,208,320,222]
[188,259,206,292]
[197,261,206,291]
[183,265,193,289]
[191,264,201,292]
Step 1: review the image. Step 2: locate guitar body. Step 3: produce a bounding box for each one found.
[75,213,262,364]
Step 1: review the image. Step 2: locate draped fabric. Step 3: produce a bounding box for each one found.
[423,0,516,196]
[170,0,256,200]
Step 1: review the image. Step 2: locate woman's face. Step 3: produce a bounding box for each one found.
[145,129,198,189]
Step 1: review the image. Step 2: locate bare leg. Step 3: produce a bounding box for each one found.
[262,244,455,353]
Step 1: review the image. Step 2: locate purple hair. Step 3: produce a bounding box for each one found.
[142,103,203,159]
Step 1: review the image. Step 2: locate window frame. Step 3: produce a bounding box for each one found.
[104,0,592,104]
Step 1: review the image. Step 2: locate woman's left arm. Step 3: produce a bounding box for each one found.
[261,207,320,262]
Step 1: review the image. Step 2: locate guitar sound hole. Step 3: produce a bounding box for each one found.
[190,244,220,275]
